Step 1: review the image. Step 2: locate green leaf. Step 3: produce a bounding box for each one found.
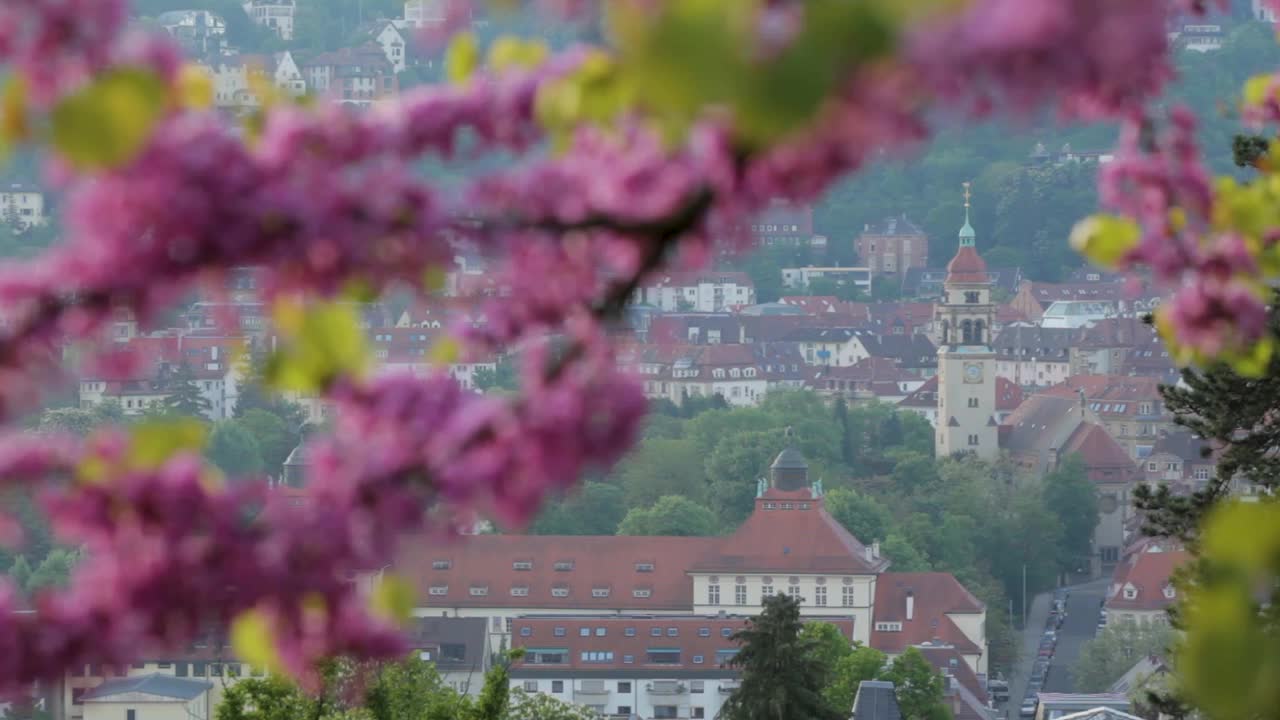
[0,76,27,167]
[128,418,209,469]
[1069,214,1141,269]
[1244,73,1274,106]
[446,32,480,85]
[265,301,370,392]
[51,67,168,170]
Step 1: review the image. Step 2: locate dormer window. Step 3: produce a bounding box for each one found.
[592,587,610,598]
[554,560,574,571]
[469,585,489,597]
[431,559,451,570]
[635,562,655,573]
[513,560,533,571]
[1123,585,1138,600]
[551,586,569,598]
[1163,585,1176,600]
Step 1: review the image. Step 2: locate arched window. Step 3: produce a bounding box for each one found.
[961,320,974,344]
[941,321,950,344]
[974,320,985,344]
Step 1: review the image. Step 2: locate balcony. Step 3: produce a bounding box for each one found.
[647,681,688,695]
[576,683,609,698]
[718,681,741,694]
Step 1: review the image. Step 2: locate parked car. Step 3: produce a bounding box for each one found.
[1020,700,1037,718]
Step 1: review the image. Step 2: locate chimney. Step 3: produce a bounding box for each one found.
[872,540,881,559]
[864,546,874,563]
[906,590,915,621]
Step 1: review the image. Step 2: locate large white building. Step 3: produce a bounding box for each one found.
[400,443,989,676]
[241,0,296,40]
[934,188,998,460]
[636,272,755,313]
[0,183,47,229]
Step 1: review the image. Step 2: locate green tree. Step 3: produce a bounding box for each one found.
[216,675,313,720]
[799,621,854,676]
[826,645,888,712]
[36,404,124,436]
[7,555,32,592]
[613,437,708,507]
[237,408,298,478]
[164,362,212,418]
[364,653,449,720]
[530,482,628,535]
[617,496,718,536]
[825,488,892,543]
[235,351,309,429]
[721,593,844,720]
[1072,623,1176,693]
[891,453,942,495]
[883,648,950,720]
[706,429,788,526]
[1042,455,1100,574]
[881,534,931,571]
[207,420,266,478]
[473,356,518,393]
[27,548,78,592]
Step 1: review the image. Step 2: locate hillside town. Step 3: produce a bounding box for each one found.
[5,4,1280,720]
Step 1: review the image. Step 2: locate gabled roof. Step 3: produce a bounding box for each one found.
[917,644,990,720]
[82,674,212,702]
[871,573,984,655]
[1106,542,1188,613]
[1150,429,1218,465]
[862,215,926,237]
[858,333,937,368]
[992,325,1076,358]
[1061,424,1137,481]
[1053,709,1146,720]
[690,495,889,574]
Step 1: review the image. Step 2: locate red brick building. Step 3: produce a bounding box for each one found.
[855,215,929,275]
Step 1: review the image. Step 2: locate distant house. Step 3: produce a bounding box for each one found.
[156,10,227,57]
[781,266,872,294]
[80,675,213,720]
[1105,540,1188,626]
[750,199,815,246]
[1001,393,1138,572]
[302,44,399,105]
[808,356,925,404]
[1040,375,1171,461]
[364,20,409,73]
[1033,696,1134,720]
[992,324,1074,388]
[856,215,928,276]
[901,266,1022,301]
[207,51,305,108]
[635,271,755,313]
[1008,281,1151,323]
[0,182,47,229]
[242,0,296,40]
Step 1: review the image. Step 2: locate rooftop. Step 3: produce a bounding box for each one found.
[82,674,212,702]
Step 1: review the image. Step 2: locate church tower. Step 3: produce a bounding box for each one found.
[935,183,998,460]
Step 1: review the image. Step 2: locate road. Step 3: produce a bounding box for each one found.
[1043,579,1109,692]
[1003,579,1109,719]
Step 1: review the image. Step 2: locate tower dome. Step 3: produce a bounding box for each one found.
[770,427,809,491]
[946,181,988,284]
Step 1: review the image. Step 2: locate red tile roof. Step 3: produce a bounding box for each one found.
[1061,423,1137,483]
[917,644,990,719]
[897,375,1022,412]
[397,535,718,611]
[1106,543,1188,613]
[946,247,988,284]
[690,494,889,574]
[871,573,985,655]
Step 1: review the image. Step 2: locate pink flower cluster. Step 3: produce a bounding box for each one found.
[1100,108,1269,356]
[0,0,127,103]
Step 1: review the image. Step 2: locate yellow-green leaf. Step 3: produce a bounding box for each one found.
[265,301,370,393]
[231,609,283,674]
[1069,214,1140,269]
[446,32,481,85]
[428,337,460,365]
[175,64,214,110]
[423,266,448,294]
[1244,73,1274,106]
[369,573,416,624]
[128,418,209,470]
[51,67,167,170]
[0,76,28,166]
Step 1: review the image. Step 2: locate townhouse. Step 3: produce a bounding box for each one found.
[1104,540,1188,626]
[635,272,756,313]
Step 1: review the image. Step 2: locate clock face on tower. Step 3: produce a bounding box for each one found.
[963,362,983,384]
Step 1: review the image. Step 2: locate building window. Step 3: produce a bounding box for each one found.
[580,627,591,637]
[788,584,801,599]
[964,291,980,304]
[635,562,655,572]
[842,586,855,607]
[554,627,566,637]
[693,709,706,719]
[127,711,136,720]
[505,618,513,633]
[552,681,564,693]
[967,397,979,408]
[693,655,704,664]
[698,627,711,637]
[667,627,678,637]
[618,682,632,693]
[654,707,679,719]
[968,434,979,446]
[618,708,632,717]
[520,627,531,637]
[647,649,681,664]
[580,651,614,663]
[650,627,662,637]
[721,628,733,638]
[1194,468,1211,481]
[623,655,634,664]
[707,584,720,604]
[815,586,827,606]
[761,584,773,601]
[735,584,747,605]
[625,627,636,637]
[596,627,607,637]
[523,681,538,692]
[1124,586,1138,600]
